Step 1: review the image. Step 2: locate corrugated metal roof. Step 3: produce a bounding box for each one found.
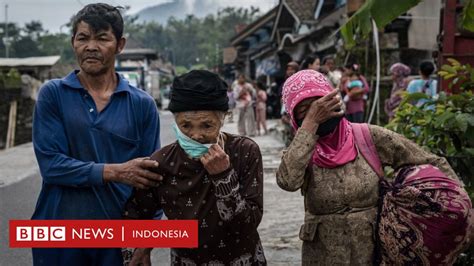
[0,56,60,67]
[118,48,158,60]
[121,48,157,55]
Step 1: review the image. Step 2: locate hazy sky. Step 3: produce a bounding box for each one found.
[2,0,277,33]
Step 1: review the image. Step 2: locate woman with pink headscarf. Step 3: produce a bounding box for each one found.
[276,70,471,265]
[384,62,411,120]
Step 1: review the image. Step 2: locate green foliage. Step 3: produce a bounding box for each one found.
[174,66,189,76]
[2,7,259,68]
[386,59,474,188]
[438,58,474,90]
[341,0,474,48]
[340,0,421,48]
[0,68,22,89]
[124,7,260,68]
[0,20,74,63]
[462,0,474,32]
[387,75,473,264]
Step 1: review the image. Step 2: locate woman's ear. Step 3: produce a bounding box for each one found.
[219,112,228,127]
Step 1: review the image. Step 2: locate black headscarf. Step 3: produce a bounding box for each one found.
[168,70,229,113]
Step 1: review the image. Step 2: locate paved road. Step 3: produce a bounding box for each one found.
[0,110,176,266]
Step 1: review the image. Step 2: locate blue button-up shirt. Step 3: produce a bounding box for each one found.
[32,71,161,219]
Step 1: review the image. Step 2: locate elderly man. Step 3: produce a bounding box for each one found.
[32,3,162,265]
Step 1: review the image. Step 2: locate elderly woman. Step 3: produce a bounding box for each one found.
[276,70,470,265]
[384,62,411,120]
[124,70,266,265]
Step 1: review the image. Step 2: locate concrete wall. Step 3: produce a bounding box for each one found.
[408,0,442,51]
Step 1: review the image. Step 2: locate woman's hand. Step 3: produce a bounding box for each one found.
[129,248,152,266]
[301,90,344,133]
[200,144,231,175]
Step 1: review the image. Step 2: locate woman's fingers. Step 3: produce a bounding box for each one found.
[331,108,345,118]
[325,93,341,106]
[321,89,339,102]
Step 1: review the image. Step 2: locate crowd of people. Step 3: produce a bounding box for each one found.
[245,54,439,145]
[229,52,441,141]
[29,3,470,266]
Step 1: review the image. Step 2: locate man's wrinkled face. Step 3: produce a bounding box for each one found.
[72,21,125,76]
[174,111,225,144]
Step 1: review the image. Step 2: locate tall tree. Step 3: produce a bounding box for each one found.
[24,20,44,41]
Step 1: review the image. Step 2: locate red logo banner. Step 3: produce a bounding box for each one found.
[10,220,198,248]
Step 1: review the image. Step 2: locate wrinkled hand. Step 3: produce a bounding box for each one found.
[301,89,344,133]
[200,144,230,175]
[104,157,163,189]
[129,248,152,266]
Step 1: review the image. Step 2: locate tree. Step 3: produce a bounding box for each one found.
[24,20,44,41]
[340,0,422,49]
[123,6,261,69]
[12,37,41,57]
[341,0,474,48]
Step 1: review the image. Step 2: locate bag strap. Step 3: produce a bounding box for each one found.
[423,79,432,94]
[352,123,384,178]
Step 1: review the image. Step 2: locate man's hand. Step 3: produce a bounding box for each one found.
[200,144,230,175]
[301,89,344,133]
[103,158,163,189]
[129,248,152,266]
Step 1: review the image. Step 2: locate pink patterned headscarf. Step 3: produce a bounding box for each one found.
[282,69,357,168]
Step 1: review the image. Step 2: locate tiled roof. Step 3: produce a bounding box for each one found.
[284,0,318,22]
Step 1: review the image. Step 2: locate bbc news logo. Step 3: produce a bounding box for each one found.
[16,226,66,241]
[10,220,198,248]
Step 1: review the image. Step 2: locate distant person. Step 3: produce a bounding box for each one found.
[280,61,300,99]
[343,73,366,123]
[300,55,321,71]
[278,61,300,145]
[255,81,268,135]
[342,63,370,104]
[322,56,342,88]
[227,85,236,122]
[232,74,256,136]
[31,4,162,265]
[385,63,411,120]
[407,61,438,107]
[286,61,300,78]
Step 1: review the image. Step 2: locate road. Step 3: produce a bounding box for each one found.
[0,111,176,266]
[0,112,304,265]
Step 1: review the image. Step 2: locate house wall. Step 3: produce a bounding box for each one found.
[407,0,442,51]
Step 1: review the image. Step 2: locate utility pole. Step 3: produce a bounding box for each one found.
[4,4,9,58]
[215,43,219,72]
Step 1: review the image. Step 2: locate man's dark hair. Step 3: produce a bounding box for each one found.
[72,3,124,41]
[419,61,435,77]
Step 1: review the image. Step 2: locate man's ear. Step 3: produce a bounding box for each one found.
[116,37,126,54]
[70,36,75,47]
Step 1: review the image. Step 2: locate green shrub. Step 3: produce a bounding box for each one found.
[386,58,474,265]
